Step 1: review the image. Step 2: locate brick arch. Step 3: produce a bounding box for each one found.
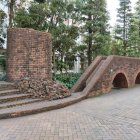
[111,72,129,88]
[132,68,140,85]
[135,72,140,84]
[72,55,140,97]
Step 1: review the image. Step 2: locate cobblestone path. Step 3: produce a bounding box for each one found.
[0,86,140,140]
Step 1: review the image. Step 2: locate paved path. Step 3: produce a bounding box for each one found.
[0,86,140,140]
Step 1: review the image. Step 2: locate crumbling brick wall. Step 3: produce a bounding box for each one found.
[7,28,52,81]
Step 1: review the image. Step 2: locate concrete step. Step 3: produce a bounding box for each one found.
[0,98,43,109]
[0,92,85,119]
[0,93,32,103]
[0,81,16,91]
[0,89,19,96]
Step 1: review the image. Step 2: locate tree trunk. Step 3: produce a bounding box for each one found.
[9,0,15,27]
[60,52,63,73]
[80,55,84,72]
[87,13,92,66]
[123,6,126,55]
[139,21,140,37]
[53,49,56,81]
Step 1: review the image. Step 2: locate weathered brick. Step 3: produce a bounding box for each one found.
[72,55,140,97]
[6,28,52,81]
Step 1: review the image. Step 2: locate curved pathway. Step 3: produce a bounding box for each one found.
[0,86,140,140]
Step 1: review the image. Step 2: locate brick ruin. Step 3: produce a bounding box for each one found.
[71,55,140,97]
[6,28,140,98]
[7,28,52,81]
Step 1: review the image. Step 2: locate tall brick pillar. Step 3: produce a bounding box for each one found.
[7,28,52,81]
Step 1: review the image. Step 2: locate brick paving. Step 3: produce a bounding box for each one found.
[0,86,140,140]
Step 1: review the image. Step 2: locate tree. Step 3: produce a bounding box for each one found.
[1,0,29,27]
[79,0,110,65]
[14,0,110,72]
[14,0,79,73]
[1,0,15,27]
[34,0,46,3]
[116,0,132,55]
[135,0,140,37]
[110,25,123,55]
[14,2,49,30]
[0,9,6,48]
[8,0,15,27]
[125,0,140,57]
[46,0,79,73]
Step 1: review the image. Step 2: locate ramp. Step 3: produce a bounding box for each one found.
[71,55,114,96]
[71,56,107,93]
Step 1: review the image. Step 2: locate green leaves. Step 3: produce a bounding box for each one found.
[0,55,6,72]
[13,0,111,73]
[53,73,81,89]
[115,0,132,55]
[113,0,140,57]
[126,0,140,57]
[0,9,6,48]
[79,0,110,64]
[14,3,49,30]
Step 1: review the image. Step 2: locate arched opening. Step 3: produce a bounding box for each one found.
[135,73,140,84]
[112,73,128,89]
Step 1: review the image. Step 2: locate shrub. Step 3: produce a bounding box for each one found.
[0,55,6,71]
[53,73,81,89]
[0,73,6,81]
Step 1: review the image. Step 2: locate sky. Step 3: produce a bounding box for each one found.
[107,0,138,27]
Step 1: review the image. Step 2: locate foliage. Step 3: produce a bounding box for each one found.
[0,9,6,48]
[3,0,140,78]
[0,73,6,81]
[13,0,111,72]
[34,0,46,3]
[115,0,132,55]
[0,55,6,71]
[0,54,6,81]
[14,3,49,30]
[77,0,111,65]
[53,73,81,89]
[126,0,140,57]
[14,0,79,73]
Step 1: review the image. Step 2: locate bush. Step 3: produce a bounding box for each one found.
[0,73,6,81]
[0,55,6,71]
[53,73,81,89]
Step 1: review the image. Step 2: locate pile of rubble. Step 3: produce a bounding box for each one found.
[16,79,71,100]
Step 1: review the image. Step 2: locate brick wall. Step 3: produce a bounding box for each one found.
[86,56,140,97]
[7,28,52,81]
[72,55,140,97]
